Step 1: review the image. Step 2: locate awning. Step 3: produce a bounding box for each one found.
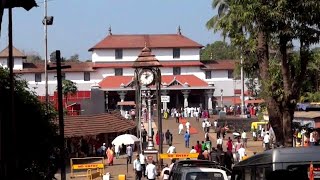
[245,99,265,104]
[117,101,136,106]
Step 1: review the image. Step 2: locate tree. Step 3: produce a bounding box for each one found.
[49,51,56,62]
[67,54,80,62]
[200,41,239,60]
[25,52,43,63]
[0,67,58,179]
[61,79,77,107]
[208,0,320,147]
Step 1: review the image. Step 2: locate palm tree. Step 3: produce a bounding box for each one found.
[61,79,78,107]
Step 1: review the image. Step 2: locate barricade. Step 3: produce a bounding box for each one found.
[70,157,105,179]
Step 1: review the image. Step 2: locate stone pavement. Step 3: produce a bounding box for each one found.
[55,117,263,179]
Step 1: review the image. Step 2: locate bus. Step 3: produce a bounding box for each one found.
[231,147,320,180]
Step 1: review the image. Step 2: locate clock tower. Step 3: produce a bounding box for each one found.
[133,44,163,156]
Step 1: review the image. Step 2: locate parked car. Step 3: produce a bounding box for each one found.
[173,167,230,180]
[169,160,231,180]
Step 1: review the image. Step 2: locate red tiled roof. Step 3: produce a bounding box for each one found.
[202,60,238,70]
[14,62,95,74]
[89,34,203,50]
[0,46,26,58]
[64,113,136,138]
[93,61,203,68]
[99,75,208,89]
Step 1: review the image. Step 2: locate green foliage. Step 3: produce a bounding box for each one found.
[67,54,80,62]
[0,67,58,179]
[62,79,77,98]
[200,41,240,60]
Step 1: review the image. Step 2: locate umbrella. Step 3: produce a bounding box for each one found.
[112,134,140,146]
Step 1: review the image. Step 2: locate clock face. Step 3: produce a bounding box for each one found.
[140,69,154,86]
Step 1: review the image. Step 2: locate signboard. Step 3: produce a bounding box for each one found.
[309,167,320,179]
[72,163,104,170]
[159,153,199,159]
[161,96,170,103]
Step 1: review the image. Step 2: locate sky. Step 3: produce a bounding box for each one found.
[0,0,221,60]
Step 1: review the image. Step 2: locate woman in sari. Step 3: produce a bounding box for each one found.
[106,146,114,166]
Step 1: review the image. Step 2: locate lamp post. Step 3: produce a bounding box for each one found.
[240,54,245,116]
[220,89,224,109]
[145,89,155,150]
[43,0,54,109]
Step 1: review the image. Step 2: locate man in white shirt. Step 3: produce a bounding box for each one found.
[185,121,191,133]
[237,145,246,162]
[178,123,184,135]
[190,146,197,153]
[126,145,133,164]
[167,144,176,154]
[263,132,270,150]
[202,120,206,132]
[139,152,146,178]
[241,130,247,148]
[115,144,120,159]
[145,161,157,180]
[160,164,170,180]
[214,120,218,131]
[133,155,142,180]
[217,137,223,146]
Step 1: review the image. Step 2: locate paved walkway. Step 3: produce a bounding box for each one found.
[55,117,263,179]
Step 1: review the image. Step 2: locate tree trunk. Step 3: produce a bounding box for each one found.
[282,107,294,147]
[267,99,284,146]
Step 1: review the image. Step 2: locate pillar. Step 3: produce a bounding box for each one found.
[161,90,169,111]
[105,91,109,112]
[117,91,127,116]
[182,90,190,108]
[205,89,214,114]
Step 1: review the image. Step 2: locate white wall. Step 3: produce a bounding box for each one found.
[91,48,200,62]
[20,71,101,96]
[0,57,23,70]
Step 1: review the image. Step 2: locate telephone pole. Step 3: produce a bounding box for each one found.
[47,51,71,180]
[44,0,49,107]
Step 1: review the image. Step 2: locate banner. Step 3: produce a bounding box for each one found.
[159,153,199,159]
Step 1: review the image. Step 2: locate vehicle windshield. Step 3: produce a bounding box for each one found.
[186,172,225,180]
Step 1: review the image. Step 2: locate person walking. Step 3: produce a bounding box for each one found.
[160,164,171,180]
[185,121,191,133]
[195,141,202,153]
[184,132,191,148]
[167,144,176,154]
[115,144,120,159]
[139,151,146,178]
[264,132,270,150]
[126,144,133,164]
[178,123,184,135]
[165,130,171,145]
[145,161,157,180]
[133,155,142,180]
[202,120,206,132]
[241,130,247,148]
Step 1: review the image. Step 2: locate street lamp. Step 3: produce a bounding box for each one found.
[220,89,224,109]
[43,0,54,109]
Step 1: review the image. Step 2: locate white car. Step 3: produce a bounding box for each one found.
[178,167,230,180]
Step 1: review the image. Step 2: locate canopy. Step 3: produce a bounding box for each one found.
[112,134,140,146]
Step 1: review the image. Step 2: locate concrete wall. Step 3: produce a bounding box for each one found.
[91,48,200,62]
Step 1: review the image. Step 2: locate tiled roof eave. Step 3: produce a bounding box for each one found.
[101,86,214,92]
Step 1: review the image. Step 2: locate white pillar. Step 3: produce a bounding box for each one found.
[182,90,190,108]
[161,90,169,110]
[117,91,127,116]
[205,89,214,114]
[105,91,109,112]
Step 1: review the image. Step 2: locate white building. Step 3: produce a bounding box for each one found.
[3,29,248,110]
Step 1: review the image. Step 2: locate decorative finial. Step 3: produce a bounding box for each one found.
[144,42,147,48]
[210,52,213,60]
[108,26,112,35]
[177,25,182,35]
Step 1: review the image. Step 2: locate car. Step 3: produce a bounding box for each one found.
[169,160,232,180]
[173,167,230,180]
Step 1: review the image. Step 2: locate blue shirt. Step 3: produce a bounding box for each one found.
[184,133,190,141]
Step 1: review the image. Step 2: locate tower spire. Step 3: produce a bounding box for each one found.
[108,26,112,35]
[177,25,182,35]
